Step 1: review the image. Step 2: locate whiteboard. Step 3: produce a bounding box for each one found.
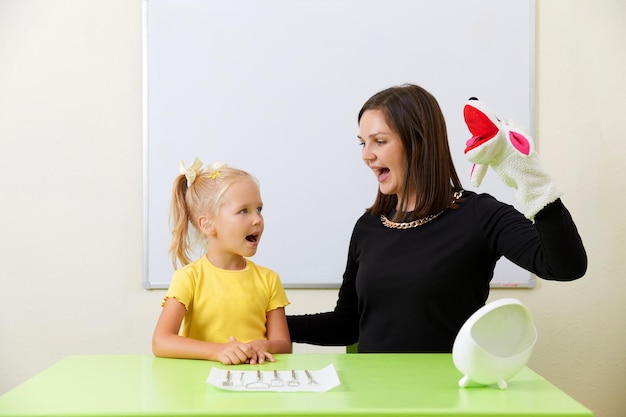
[143,0,536,289]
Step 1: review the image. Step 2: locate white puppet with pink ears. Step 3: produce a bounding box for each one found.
[463,97,562,221]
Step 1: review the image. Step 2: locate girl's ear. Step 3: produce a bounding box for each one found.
[198,215,215,236]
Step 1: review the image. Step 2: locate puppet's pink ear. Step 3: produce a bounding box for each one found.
[509,131,531,155]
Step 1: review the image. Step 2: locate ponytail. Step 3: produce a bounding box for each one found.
[169,175,193,268]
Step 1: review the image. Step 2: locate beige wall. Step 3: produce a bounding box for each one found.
[0,1,624,416]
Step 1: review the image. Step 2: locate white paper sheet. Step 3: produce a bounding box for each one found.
[207,364,340,392]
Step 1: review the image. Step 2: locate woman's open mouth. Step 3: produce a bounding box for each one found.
[376,168,390,182]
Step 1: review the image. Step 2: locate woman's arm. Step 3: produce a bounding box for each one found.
[287,236,361,346]
[532,199,587,279]
[478,195,587,281]
[286,218,371,346]
[152,298,253,364]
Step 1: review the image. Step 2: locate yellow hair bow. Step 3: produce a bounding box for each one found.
[179,157,203,187]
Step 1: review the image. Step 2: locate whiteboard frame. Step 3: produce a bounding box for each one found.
[142,0,536,290]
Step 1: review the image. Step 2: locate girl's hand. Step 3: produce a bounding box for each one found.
[247,339,276,365]
[216,337,253,365]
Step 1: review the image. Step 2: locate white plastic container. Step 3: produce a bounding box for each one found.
[452,298,537,389]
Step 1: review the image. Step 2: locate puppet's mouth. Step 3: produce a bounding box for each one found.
[465,134,492,152]
[463,105,499,153]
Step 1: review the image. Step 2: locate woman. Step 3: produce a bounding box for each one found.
[287,84,586,353]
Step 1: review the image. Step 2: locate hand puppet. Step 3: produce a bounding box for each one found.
[463,98,562,220]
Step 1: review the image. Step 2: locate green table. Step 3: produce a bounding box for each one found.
[0,354,592,416]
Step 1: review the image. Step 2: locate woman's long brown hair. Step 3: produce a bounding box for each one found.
[358,84,463,221]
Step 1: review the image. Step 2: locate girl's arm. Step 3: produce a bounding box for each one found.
[248,307,292,364]
[266,306,292,353]
[152,298,253,364]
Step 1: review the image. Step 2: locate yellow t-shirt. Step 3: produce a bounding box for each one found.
[163,256,290,343]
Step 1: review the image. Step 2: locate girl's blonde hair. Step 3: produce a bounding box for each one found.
[169,162,257,269]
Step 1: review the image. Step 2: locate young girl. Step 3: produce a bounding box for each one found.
[152,158,291,365]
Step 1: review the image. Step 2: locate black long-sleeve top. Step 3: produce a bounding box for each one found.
[287,191,587,353]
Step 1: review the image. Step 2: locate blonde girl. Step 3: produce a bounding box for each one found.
[152,159,291,365]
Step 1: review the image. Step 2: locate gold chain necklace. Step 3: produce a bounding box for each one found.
[380,190,463,229]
